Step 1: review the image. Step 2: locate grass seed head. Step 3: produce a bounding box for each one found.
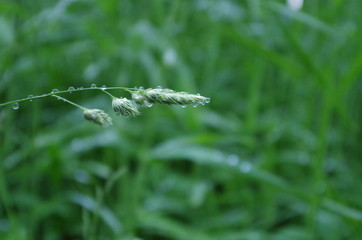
[83,109,113,127]
[112,97,140,116]
[139,88,210,107]
[131,92,153,107]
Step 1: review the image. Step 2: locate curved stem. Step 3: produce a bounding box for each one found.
[0,86,137,107]
[52,95,87,110]
[101,90,116,99]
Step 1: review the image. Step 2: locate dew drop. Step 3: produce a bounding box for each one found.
[240,162,252,173]
[138,86,144,90]
[12,103,19,109]
[196,93,200,96]
[192,103,198,108]
[91,83,97,88]
[180,105,187,108]
[132,93,142,101]
[101,85,106,90]
[156,86,162,89]
[145,101,153,108]
[79,87,84,90]
[28,95,34,101]
[52,89,59,93]
[68,86,75,91]
[205,98,210,103]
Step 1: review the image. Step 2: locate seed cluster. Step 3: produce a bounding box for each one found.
[112,97,140,117]
[132,87,211,107]
[83,87,210,127]
[83,109,113,127]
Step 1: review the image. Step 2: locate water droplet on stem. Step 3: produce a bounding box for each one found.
[12,103,19,109]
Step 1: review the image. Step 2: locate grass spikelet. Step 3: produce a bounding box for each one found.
[133,87,211,107]
[112,97,140,116]
[83,109,113,127]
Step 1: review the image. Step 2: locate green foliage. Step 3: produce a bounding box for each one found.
[1,0,362,239]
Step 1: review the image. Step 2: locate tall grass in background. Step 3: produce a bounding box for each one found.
[0,0,361,239]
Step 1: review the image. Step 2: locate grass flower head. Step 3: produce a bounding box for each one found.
[133,87,210,107]
[112,97,140,116]
[146,88,210,106]
[83,109,113,127]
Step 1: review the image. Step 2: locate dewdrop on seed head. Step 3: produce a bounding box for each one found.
[112,97,141,116]
[83,109,112,127]
[144,101,153,108]
[131,92,150,107]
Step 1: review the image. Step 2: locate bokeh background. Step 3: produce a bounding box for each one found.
[1,0,362,239]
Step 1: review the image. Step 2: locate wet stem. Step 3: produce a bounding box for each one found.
[0,86,135,108]
[52,95,87,110]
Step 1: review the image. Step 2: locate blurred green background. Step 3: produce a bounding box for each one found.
[1,0,362,239]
